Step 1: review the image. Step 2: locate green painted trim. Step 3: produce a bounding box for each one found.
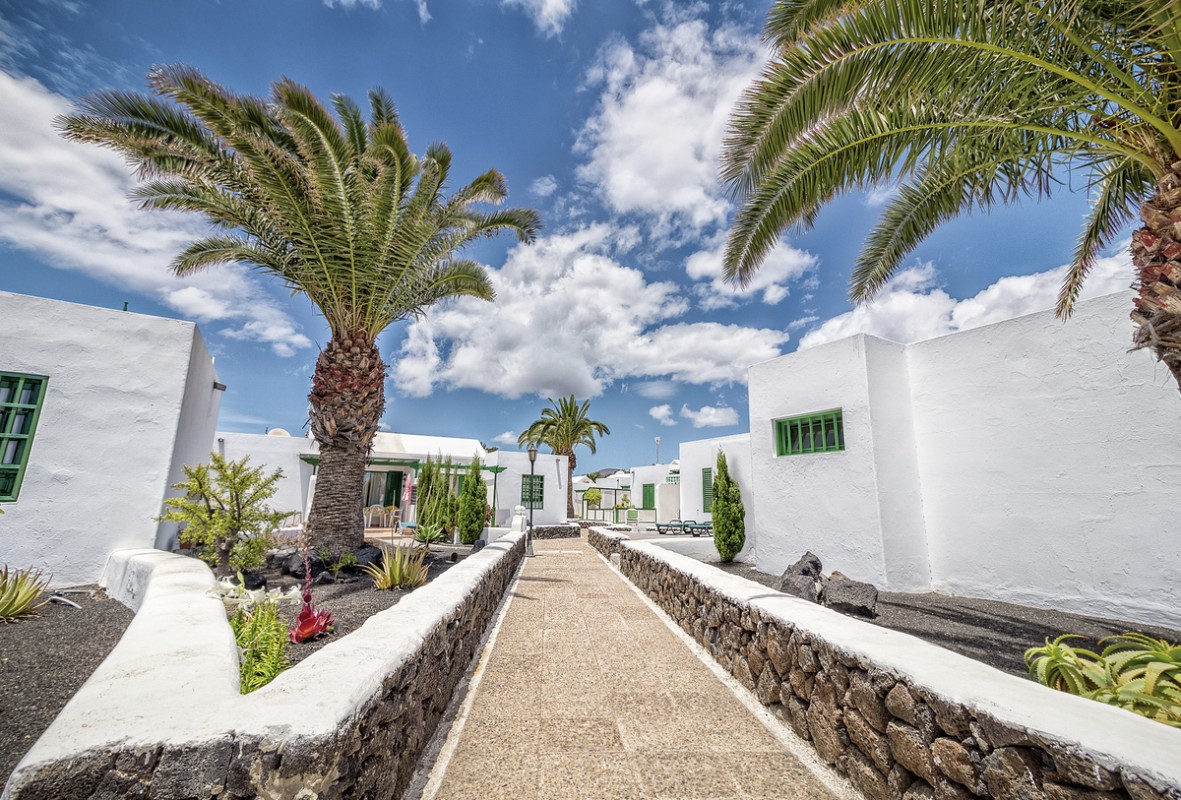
[774,408,845,457]
[0,373,49,502]
[702,467,713,513]
[300,454,507,474]
[521,474,544,509]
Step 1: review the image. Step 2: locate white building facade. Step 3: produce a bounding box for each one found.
[683,292,1181,629]
[0,292,222,586]
[218,431,570,529]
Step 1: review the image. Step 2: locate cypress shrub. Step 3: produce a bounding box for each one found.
[458,457,487,545]
[712,451,745,562]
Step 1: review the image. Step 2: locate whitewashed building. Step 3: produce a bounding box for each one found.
[0,291,222,586]
[681,291,1181,629]
[218,430,569,528]
[629,461,681,524]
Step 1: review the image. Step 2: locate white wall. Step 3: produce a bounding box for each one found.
[216,432,314,522]
[486,450,569,525]
[908,292,1181,627]
[155,330,223,549]
[748,337,891,585]
[678,434,754,558]
[0,292,220,586]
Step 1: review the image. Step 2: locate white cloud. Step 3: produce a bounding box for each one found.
[649,404,676,426]
[635,379,678,399]
[864,184,900,207]
[491,430,519,445]
[391,224,789,398]
[0,71,313,357]
[501,0,576,37]
[686,236,816,310]
[323,0,382,8]
[530,175,558,197]
[415,0,431,22]
[798,251,1135,349]
[575,12,765,244]
[680,403,739,428]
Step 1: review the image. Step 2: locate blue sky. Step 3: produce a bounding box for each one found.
[0,0,1136,473]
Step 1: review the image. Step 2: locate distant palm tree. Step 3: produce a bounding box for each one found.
[722,0,1181,390]
[59,66,540,552]
[518,396,611,517]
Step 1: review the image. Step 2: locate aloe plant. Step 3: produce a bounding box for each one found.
[0,565,51,623]
[1026,633,1181,727]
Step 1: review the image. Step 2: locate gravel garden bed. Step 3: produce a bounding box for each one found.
[715,560,1181,677]
[0,543,471,788]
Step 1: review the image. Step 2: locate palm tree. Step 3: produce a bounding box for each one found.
[722,0,1181,390]
[517,396,611,517]
[58,66,540,553]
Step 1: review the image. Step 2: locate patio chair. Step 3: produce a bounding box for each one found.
[364,505,386,528]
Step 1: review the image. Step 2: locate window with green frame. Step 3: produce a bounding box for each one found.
[0,373,48,502]
[775,409,844,456]
[521,474,544,509]
[702,467,713,512]
[641,483,655,510]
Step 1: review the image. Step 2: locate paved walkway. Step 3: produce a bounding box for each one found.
[419,537,843,800]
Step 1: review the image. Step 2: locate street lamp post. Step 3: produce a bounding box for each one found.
[526,444,537,558]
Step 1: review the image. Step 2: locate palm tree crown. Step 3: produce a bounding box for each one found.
[723,0,1181,389]
[518,396,611,517]
[58,66,541,552]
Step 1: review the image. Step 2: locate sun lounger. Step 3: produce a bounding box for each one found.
[655,519,683,535]
[682,520,712,537]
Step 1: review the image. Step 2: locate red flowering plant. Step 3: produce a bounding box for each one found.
[289,554,334,644]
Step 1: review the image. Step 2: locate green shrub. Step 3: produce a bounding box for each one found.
[458,457,487,545]
[159,453,288,571]
[230,600,290,693]
[711,451,745,563]
[0,565,51,623]
[583,488,602,508]
[229,534,273,573]
[363,545,429,590]
[1025,633,1181,727]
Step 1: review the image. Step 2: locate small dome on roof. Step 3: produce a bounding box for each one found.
[267,428,291,437]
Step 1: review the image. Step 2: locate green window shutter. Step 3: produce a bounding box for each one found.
[702,467,713,513]
[521,475,544,509]
[642,483,655,510]
[0,373,48,502]
[775,409,845,456]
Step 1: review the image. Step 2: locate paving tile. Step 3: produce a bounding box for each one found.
[424,538,838,800]
[539,753,646,800]
[632,752,744,799]
[538,716,624,753]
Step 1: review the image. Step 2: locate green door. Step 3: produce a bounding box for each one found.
[642,483,655,510]
[384,471,404,507]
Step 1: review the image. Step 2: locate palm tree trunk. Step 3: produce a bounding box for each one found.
[566,450,576,518]
[305,333,386,554]
[1131,163,1181,392]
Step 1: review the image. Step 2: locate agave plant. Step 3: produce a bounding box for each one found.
[413,521,447,548]
[362,545,429,591]
[1026,632,1181,727]
[0,565,51,623]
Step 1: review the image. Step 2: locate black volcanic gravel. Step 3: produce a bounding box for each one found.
[0,544,470,787]
[0,589,133,785]
[713,560,1181,677]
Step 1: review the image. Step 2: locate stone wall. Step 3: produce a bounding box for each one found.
[4,534,526,800]
[587,527,626,555]
[588,531,1181,800]
[530,523,581,539]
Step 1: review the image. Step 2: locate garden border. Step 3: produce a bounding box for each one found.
[588,527,1181,800]
[2,532,526,800]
